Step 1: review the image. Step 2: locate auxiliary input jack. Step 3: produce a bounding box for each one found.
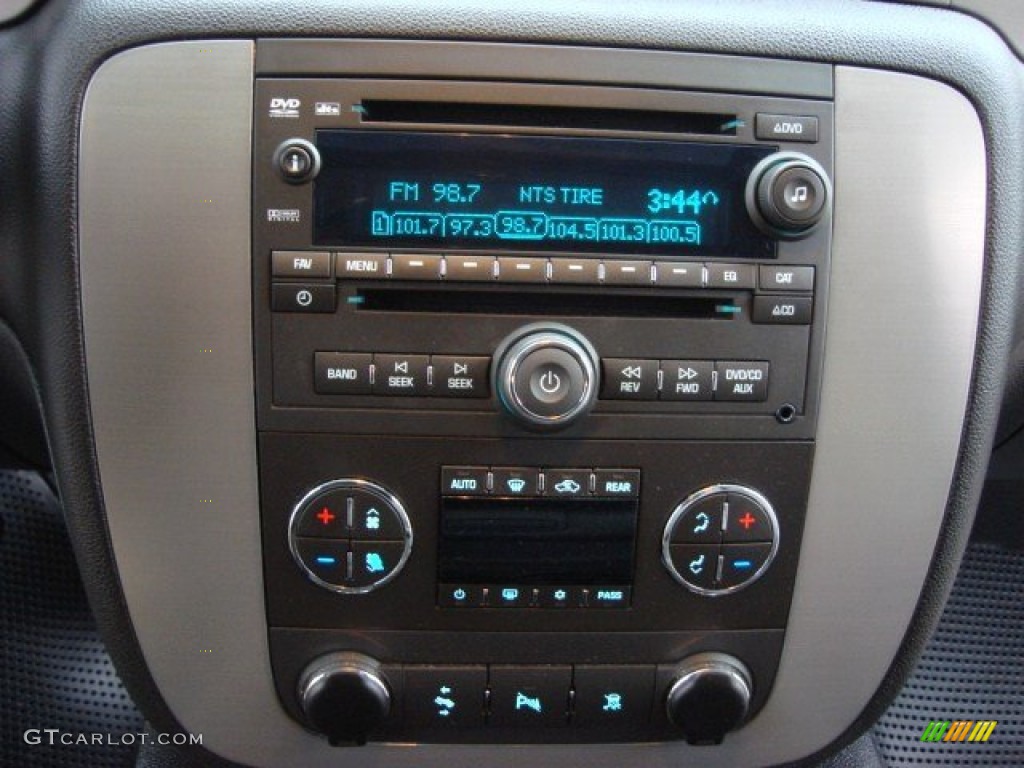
[775,404,797,424]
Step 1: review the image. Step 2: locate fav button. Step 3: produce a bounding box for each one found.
[314,352,372,395]
[271,250,332,278]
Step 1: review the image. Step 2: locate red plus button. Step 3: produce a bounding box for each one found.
[296,491,349,538]
[723,494,773,543]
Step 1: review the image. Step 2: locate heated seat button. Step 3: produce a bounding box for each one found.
[669,495,725,545]
[489,666,572,727]
[404,666,487,728]
[295,490,350,538]
[723,494,774,543]
[432,355,490,398]
[718,543,773,589]
[600,358,659,400]
[314,352,372,395]
[373,354,430,396]
[573,666,655,728]
[667,545,718,591]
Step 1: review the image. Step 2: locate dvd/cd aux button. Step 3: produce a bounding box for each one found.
[445,255,496,281]
[550,258,600,285]
[391,253,443,280]
[714,361,769,402]
[335,252,388,280]
[603,260,653,286]
[272,250,332,278]
[496,257,548,283]
[373,354,430,395]
[600,359,658,400]
[314,352,373,395]
[706,263,756,290]
[653,262,703,287]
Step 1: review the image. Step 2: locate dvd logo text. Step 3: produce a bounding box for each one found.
[269,98,300,118]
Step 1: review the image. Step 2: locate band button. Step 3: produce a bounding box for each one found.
[313,352,372,395]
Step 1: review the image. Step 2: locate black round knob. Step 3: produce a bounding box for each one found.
[274,138,321,184]
[746,152,831,239]
[666,653,753,745]
[298,653,391,746]
[493,323,600,430]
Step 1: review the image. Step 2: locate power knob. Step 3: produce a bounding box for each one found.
[493,323,600,430]
[665,652,753,745]
[746,152,831,239]
[297,652,392,746]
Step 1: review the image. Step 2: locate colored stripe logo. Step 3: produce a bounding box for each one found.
[920,720,997,743]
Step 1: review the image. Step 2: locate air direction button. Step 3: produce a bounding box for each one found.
[714,361,769,402]
[667,545,718,591]
[350,491,405,539]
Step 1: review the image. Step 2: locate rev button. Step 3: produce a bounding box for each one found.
[600,359,659,400]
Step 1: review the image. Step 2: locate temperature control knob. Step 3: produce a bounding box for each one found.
[666,652,753,745]
[746,152,831,238]
[493,323,600,430]
[298,652,392,746]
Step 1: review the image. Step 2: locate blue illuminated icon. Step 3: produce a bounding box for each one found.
[693,512,710,534]
[501,588,519,602]
[553,589,568,601]
[553,479,581,494]
[515,692,543,714]
[434,685,456,718]
[314,556,337,566]
[365,509,381,530]
[452,588,467,602]
[602,693,624,713]
[506,478,527,493]
[689,554,706,575]
[733,560,753,571]
[365,552,386,573]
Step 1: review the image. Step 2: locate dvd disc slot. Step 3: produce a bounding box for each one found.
[355,288,734,319]
[357,100,738,136]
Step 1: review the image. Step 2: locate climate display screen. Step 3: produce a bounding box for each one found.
[438,498,637,585]
[313,131,775,258]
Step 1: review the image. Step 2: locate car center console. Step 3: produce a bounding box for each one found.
[254,72,832,744]
[75,24,997,768]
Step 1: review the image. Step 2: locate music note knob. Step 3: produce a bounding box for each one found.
[746,152,831,239]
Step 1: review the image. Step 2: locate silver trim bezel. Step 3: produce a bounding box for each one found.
[661,483,780,597]
[287,478,413,594]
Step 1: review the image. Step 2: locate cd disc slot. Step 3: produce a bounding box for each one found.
[355,288,734,319]
[357,100,738,136]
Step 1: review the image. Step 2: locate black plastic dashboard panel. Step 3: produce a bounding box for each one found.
[1,0,1018,767]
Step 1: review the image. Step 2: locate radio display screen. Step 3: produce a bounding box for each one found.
[438,497,637,585]
[313,130,775,258]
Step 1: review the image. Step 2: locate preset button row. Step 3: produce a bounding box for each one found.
[314,353,489,397]
[601,359,770,402]
[442,466,640,498]
[272,250,813,292]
